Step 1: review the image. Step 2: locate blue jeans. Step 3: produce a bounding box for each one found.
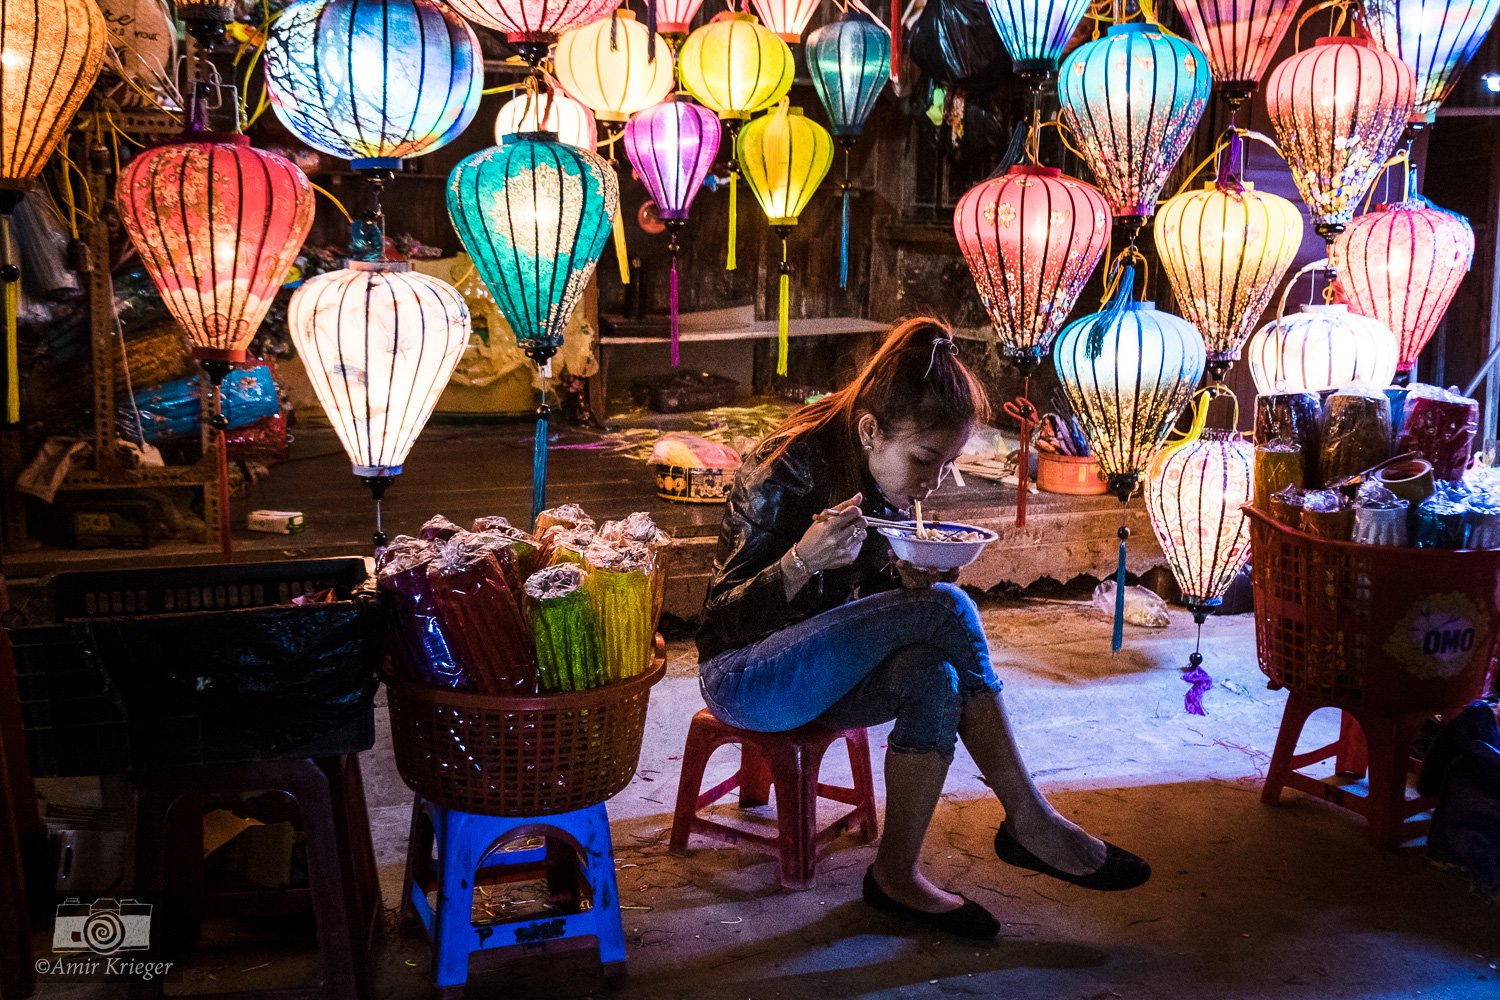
[698,584,1002,762]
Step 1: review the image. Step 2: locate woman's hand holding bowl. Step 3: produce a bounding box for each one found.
[895,559,960,589]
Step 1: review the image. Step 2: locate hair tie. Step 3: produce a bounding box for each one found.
[924,335,958,378]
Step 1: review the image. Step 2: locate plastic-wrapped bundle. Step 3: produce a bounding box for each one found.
[1255,391,1322,487]
[543,525,597,567]
[1320,383,1393,486]
[599,512,670,622]
[428,535,539,694]
[377,535,472,690]
[1415,488,1470,549]
[1399,384,1479,482]
[524,563,604,692]
[421,514,465,542]
[583,541,656,683]
[1255,440,1305,510]
[534,503,595,537]
[122,362,281,443]
[472,516,543,576]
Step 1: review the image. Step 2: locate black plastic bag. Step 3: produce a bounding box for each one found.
[1419,699,1500,902]
[907,0,1010,94]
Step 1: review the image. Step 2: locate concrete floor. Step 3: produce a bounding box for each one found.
[26,597,1500,1000]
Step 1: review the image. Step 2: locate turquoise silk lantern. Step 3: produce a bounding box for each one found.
[985,0,1092,83]
[1058,23,1211,233]
[447,133,619,520]
[806,10,890,289]
[1365,0,1500,122]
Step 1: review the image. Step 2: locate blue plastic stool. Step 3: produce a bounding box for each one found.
[402,796,626,999]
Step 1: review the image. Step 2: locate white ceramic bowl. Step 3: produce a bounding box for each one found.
[875,521,998,572]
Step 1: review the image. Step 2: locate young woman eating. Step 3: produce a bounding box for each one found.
[696,317,1150,940]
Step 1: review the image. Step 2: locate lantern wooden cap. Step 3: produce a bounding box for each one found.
[1314,36,1373,48]
[1009,164,1062,178]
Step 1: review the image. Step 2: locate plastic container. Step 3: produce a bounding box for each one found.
[1036,452,1108,495]
[1245,506,1500,712]
[382,639,666,817]
[655,464,733,503]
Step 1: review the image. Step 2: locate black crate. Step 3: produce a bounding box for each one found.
[10,558,381,776]
[630,371,739,413]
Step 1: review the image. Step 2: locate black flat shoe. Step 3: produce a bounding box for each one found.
[861,866,1000,940]
[994,823,1151,892]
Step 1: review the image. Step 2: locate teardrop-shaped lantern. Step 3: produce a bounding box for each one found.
[442,0,619,60]
[737,101,833,376]
[1245,303,1399,394]
[678,11,795,121]
[265,0,483,169]
[448,133,619,518]
[1058,23,1211,225]
[1332,198,1474,375]
[117,134,316,374]
[1364,0,1500,122]
[1265,36,1415,241]
[652,0,704,35]
[807,10,889,290]
[555,11,675,123]
[624,97,721,364]
[748,0,819,42]
[495,87,597,150]
[953,165,1111,369]
[1153,137,1304,380]
[1170,0,1301,106]
[984,0,1092,80]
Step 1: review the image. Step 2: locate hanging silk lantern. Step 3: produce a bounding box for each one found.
[748,0,819,42]
[1145,390,1255,713]
[1153,135,1304,381]
[289,262,470,546]
[442,0,619,62]
[1170,0,1301,107]
[984,0,1092,81]
[555,11,675,123]
[1054,267,1206,650]
[1333,197,1474,375]
[1245,303,1399,394]
[1365,0,1500,122]
[652,0,704,35]
[448,133,619,519]
[495,87,597,150]
[1058,23,1211,229]
[624,97,720,365]
[264,0,483,169]
[737,101,833,377]
[953,165,1110,370]
[807,9,890,289]
[1264,36,1415,241]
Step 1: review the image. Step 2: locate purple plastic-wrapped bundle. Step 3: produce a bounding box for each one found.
[377,535,472,690]
[1398,384,1479,482]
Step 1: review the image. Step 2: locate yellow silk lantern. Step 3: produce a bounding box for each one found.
[555,11,675,122]
[737,101,832,375]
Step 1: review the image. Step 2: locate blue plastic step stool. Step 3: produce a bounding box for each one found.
[402,796,626,999]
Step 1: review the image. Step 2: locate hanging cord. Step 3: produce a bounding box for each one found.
[1360,146,1411,214]
[1,215,17,423]
[209,380,233,561]
[776,231,791,375]
[1292,0,1352,51]
[1008,381,1038,528]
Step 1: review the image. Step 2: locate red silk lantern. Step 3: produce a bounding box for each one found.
[748,0,819,41]
[1171,0,1301,106]
[118,134,316,375]
[1333,197,1474,375]
[651,0,704,34]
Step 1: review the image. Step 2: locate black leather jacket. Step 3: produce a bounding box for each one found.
[696,428,904,662]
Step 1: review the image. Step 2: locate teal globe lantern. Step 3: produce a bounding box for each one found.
[806,10,890,288]
[447,133,619,519]
[985,0,1092,85]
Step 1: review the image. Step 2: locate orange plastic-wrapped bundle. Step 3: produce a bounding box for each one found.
[582,541,657,683]
[524,563,604,692]
[472,515,544,576]
[427,535,539,694]
[534,503,595,537]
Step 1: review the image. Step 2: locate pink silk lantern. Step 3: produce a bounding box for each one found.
[1171,0,1301,107]
[651,0,704,34]
[118,134,315,374]
[443,0,620,59]
[624,97,720,365]
[1333,197,1474,375]
[748,0,819,41]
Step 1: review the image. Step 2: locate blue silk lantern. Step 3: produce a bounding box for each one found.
[1364,0,1500,123]
[1058,23,1210,235]
[985,0,1092,83]
[447,133,619,519]
[1053,266,1206,649]
[806,10,890,289]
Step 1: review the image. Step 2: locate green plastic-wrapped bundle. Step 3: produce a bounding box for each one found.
[524,563,604,692]
[583,542,656,683]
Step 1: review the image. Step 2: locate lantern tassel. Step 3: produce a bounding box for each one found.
[670,251,681,367]
[1013,381,1034,529]
[1183,627,1211,716]
[612,208,630,285]
[839,147,851,289]
[777,239,790,376]
[1112,522,1128,652]
[727,172,738,271]
[1088,263,1135,360]
[2,215,17,424]
[532,395,550,525]
[216,426,233,562]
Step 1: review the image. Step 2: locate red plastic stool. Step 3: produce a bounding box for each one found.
[669,708,878,889]
[1261,692,1438,849]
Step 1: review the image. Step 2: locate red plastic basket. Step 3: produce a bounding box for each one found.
[1246,506,1500,712]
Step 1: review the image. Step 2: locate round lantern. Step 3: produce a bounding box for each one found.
[677,11,795,121]
[737,101,833,376]
[807,10,890,289]
[264,0,483,169]
[1245,303,1399,395]
[495,87,596,149]
[985,0,1092,81]
[1333,197,1474,375]
[1153,137,1304,380]
[117,134,316,377]
[624,97,720,365]
[1265,36,1415,241]
[1170,0,1301,106]
[1364,0,1500,122]
[288,261,470,544]
[748,0,819,42]
[442,0,619,60]
[651,0,704,35]
[953,165,1111,370]
[1058,23,1211,228]
[555,11,675,123]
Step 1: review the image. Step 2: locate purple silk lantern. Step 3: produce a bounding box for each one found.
[624,97,721,365]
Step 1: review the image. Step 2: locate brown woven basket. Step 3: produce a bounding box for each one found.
[382,637,666,817]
